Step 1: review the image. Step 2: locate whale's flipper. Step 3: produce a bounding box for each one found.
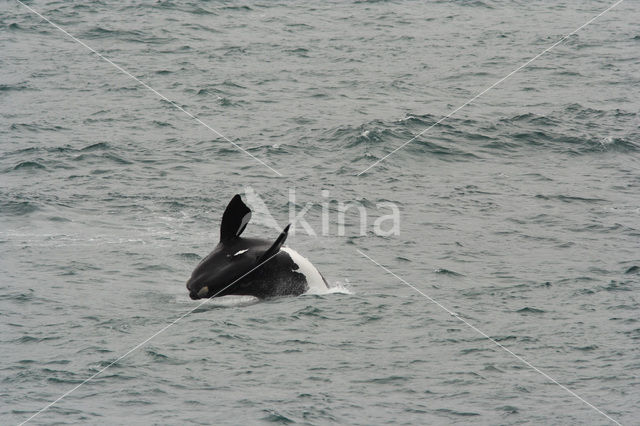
[220,194,252,242]
[259,224,290,262]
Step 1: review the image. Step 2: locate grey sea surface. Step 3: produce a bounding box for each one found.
[1,0,639,424]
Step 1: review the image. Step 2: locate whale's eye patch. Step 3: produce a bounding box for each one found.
[233,249,249,257]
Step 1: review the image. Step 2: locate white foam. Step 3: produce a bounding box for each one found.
[176,294,259,308]
[206,295,260,307]
[317,280,353,295]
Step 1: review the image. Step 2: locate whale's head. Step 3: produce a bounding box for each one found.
[186,244,254,299]
[186,194,289,300]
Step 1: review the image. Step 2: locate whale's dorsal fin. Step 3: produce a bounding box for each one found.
[220,194,252,242]
[259,224,290,262]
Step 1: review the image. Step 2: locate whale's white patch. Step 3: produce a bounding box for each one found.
[237,212,251,236]
[233,249,248,256]
[280,247,327,294]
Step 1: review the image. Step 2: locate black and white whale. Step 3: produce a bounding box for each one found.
[186,194,328,300]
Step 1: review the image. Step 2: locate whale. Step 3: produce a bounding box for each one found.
[186,194,328,300]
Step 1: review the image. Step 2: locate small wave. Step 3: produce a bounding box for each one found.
[284,47,310,57]
[434,268,463,276]
[81,142,110,151]
[0,290,38,303]
[152,120,174,128]
[135,263,175,273]
[261,409,294,424]
[144,348,185,365]
[81,26,119,38]
[602,280,632,292]
[356,375,408,385]
[534,194,607,204]
[0,199,40,216]
[494,106,639,154]
[499,112,560,127]
[292,305,327,319]
[0,82,31,91]
[435,408,480,417]
[625,266,639,274]
[322,115,483,170]
[585,136,639,153]
[80,27,172,44]
[131,1,217,15]
[220,5,252,11]
[222,80,247,89]
[498,405,519,415]
[73,152,132,165]
[13,161,46,171]
[16,335,61,344]
[178,252,202,262]
[483,365,505,373]
[571,345,598,351]
[516,307,545,314]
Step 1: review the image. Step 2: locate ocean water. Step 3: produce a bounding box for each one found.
[1,0,639,424]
